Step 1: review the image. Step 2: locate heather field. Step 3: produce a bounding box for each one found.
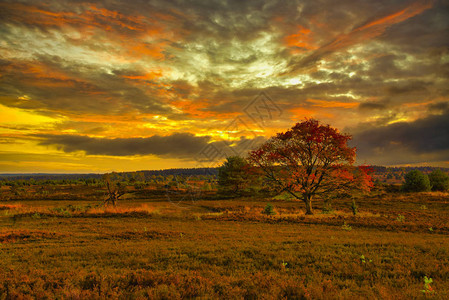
[1,187,448,299]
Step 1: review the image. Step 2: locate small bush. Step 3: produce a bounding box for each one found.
[396,214,405,222]
[262,203,276,215]
[402,170,430,192]
[421,276,435,294]
[360,255,372,264]
[341,222,352,231]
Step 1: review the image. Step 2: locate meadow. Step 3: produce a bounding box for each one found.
[1,185,448,299]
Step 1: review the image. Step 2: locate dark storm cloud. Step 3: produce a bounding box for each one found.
[351,110,449,164]
[361,54,406,79]
[358,101,389,111]
[37,133,210,158]
[385,80,429,96]
[36,133,265,160]
[428,101,449,113]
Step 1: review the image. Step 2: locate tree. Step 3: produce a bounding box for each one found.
[218,156,251,196]
[402,170,431,192]
[248,119,373,215]
[428,169,449,192]
[103,172,126,206]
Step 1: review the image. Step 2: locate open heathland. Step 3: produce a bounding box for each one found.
[0,187,448,299]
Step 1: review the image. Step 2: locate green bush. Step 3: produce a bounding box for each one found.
[428,169,449,192]
[402,170,431,192]
[262,203,276,215]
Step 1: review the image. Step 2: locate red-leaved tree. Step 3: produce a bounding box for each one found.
[248,119,373,215]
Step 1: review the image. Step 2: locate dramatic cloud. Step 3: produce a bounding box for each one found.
[352,110,449,165]
[37,133,265,161]
[37,133,210,158]
[285,0,435,73]
[0,0,448,171]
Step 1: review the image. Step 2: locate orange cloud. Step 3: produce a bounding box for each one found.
[0,3,157,33]
[285,25,318,52]
[289,100,352,121]
[126,42,166,59]
[0,2,172,60]
[171,99,215,119]
[286,0,434,73]
[325,0,433,54]
[0,3,77,27]
[22,64,71,80]
[289,106,334,120]
[307,99,359,108]
[289,106,315,118]
[3,62,81,88]
[403,101,435,108]
[359,1,432,31]
[85,4,149,32]
[122,69,164,81]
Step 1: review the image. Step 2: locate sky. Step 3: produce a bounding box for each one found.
[0,0,448,173]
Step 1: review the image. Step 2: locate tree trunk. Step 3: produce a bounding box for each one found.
[304,194,313,215]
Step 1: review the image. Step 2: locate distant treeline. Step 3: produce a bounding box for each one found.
[0,168,218,182]
[0,166,447,183]
[370,166,449,173]
[137,168,218,177]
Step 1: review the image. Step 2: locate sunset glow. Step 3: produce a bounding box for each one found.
[1,0,448,172]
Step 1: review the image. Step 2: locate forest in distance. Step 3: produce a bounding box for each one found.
[1,165,448,182]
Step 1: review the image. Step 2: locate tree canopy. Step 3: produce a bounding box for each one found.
[428,169,449,192]
[402,170,431,192]
[218,156,251,196]
[248,119,372,214]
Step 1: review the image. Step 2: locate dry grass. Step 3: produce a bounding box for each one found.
[0,203,24,211]
[87,204,160,215]
[0,229,64,243]
[0,189,448,298]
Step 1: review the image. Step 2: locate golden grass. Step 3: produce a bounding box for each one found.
[1,191,448,298]
[87,204,160,215]
[0,203,24,210]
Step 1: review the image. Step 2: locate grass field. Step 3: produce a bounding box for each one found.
[1,188,448,299]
